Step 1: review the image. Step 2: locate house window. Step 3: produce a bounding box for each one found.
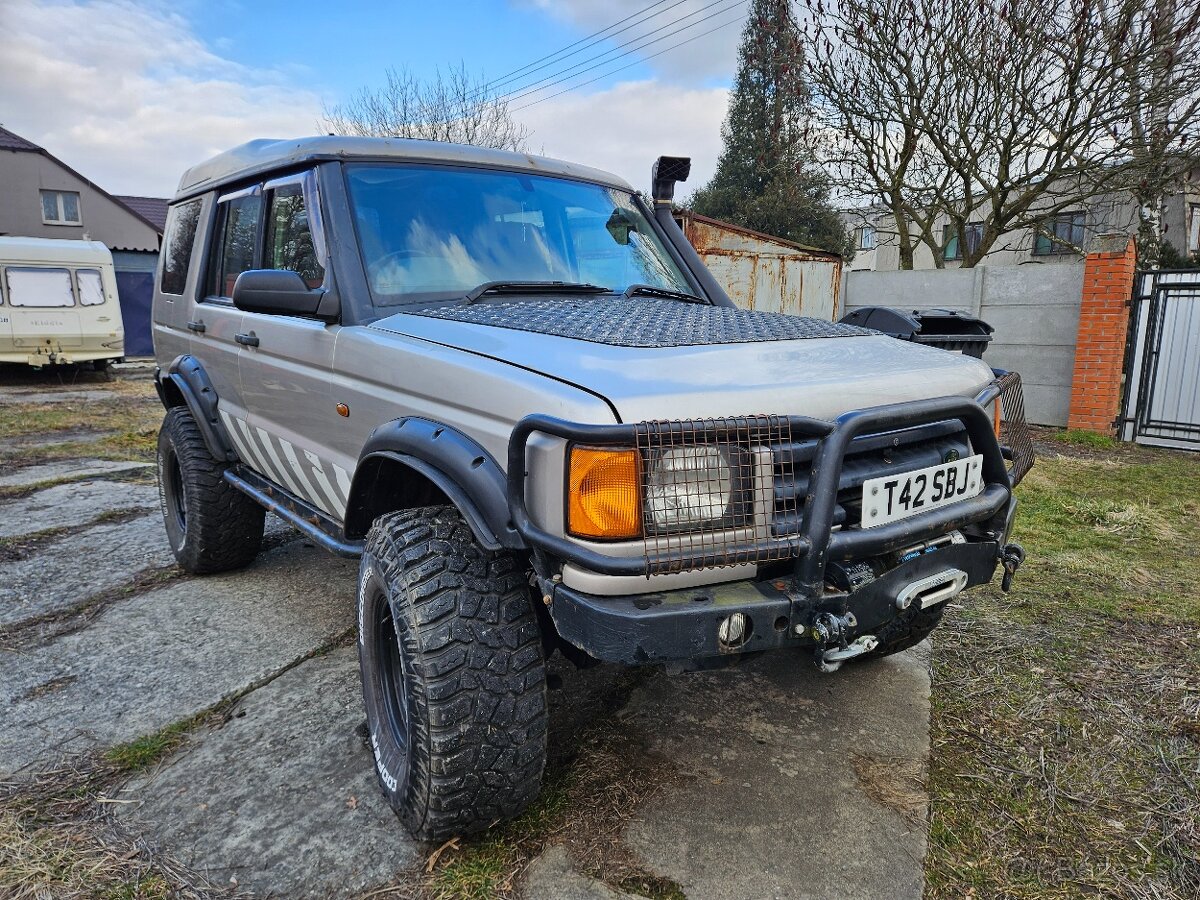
[1188,204,1199,253]
[1033,211,1086,255]
[854,225,877,251]
[40,190,81,225]
[944,222,983,261]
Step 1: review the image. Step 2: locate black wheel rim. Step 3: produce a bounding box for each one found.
[375,596,411,754]
[166,451,187,534]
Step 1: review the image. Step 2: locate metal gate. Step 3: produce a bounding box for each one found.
[1122,271,1200,448]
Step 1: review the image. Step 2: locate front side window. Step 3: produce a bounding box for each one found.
[854,225,876,251]
[77,269,105,306]
[40,190,82,225]
[6,267,75,306]
[265,183,324,288]
[1033,211,1086,255]
[944,222,984,261]
[210,192,262,298]
[345,164,691,306]
[161,199,203,295]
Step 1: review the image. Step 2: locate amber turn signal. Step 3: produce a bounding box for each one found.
[568,446,642,539]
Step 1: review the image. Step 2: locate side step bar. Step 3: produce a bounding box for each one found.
[224,466,364,558]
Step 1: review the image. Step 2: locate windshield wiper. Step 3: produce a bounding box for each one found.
[464,280,610,304]
[621,283,707,304]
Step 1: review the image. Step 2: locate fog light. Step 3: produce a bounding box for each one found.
[717,612,750,648]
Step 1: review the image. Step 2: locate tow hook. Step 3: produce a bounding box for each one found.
[1000,542,1026,592]
[807,611,877,673]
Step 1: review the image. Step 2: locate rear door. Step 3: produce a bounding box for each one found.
[4,266,83,354]
[236,171,348,518]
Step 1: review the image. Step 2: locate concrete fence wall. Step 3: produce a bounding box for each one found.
[841,264,1086,426]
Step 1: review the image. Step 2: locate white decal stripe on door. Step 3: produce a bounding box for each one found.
[219,410,252,463]
[230,414,277,481]
[333,465,352,503]
[303,449,345,514]
[255,426,307,497]
[278,438,323,509]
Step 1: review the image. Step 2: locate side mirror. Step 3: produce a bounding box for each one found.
[232,269,336,322]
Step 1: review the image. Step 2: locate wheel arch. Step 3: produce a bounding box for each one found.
[344,418,524,551]
[154,354,236,463]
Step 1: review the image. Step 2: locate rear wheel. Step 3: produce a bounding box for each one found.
[157,407,265,574]
[357,506,547,840]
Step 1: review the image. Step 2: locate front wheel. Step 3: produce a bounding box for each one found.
[862,604,946,659]
[357,506,548,840]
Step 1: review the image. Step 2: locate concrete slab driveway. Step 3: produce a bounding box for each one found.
[0,375,932,899]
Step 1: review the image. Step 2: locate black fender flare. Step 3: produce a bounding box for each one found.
[345,418,524,551]
[154,355,237,463]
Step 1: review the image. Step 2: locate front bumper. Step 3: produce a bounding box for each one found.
[548,537,1003,664]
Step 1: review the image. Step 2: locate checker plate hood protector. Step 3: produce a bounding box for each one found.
[370,297,997,423]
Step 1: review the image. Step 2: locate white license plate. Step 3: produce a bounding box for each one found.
[860,455,983,528]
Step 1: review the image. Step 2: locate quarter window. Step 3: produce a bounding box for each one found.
[77,269,105,306]
[161,199,203,295]
[40,190,82,225]
[265,183,324,288]
[210,193,263,298]
[1033,211,1086,255]
[6,267,75,307]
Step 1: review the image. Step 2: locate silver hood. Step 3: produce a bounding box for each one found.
[371,311,996,424]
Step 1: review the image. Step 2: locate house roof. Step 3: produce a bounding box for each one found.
[115,195,170,231]
[176,136,634,200]
[0,124,164,243]
[0,125,42,152]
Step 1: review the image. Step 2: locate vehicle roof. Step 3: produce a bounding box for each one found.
[175,136,636,200]
[0,237,114,266]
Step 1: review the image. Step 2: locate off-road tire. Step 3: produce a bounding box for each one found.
[157,406,265,574]
[357,506,547,840]
[863,604,946,659]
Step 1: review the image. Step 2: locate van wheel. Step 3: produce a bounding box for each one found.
[357,506,547,840]
[157,407,265,574]
[863,605,946,659]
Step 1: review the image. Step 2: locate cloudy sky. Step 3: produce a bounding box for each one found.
[0,0,745,198]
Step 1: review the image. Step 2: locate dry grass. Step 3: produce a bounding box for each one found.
[927,444,1200,899]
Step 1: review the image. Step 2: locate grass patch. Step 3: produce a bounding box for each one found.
[1045,428,1118,450]
[927,445,1200,898]
[104,719,198,774]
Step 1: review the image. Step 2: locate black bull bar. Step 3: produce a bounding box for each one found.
[507,386,1012,605]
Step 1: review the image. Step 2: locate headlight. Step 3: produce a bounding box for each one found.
[645,446,734,531]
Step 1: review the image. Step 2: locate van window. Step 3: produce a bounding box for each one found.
[6,268,75,307]
[78,269,105,306]
[266,184,324,288]
[211,193,262,298]
[161,199,202,295]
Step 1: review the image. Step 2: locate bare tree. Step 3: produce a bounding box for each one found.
[800,0,1200,268]
[323,64,532,152]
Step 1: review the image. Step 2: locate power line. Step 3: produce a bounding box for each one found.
[495,0,746,106]
[475,0,689,99]
[512,9,747,112]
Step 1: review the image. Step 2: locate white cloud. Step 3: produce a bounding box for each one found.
[516,0,746,84]
[0,0,324,197]
[520,80,728,193]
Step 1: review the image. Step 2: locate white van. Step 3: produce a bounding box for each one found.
[0,237,125,369]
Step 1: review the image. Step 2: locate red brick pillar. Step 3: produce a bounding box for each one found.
[1067,236,1137,434]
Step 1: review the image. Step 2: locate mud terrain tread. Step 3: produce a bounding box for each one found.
[368,506,547,838]
[866,604,946,659]
[158,407,264,574]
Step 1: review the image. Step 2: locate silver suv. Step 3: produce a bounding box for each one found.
[151,137,1033,839]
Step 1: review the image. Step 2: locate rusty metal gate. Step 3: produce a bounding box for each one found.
[1121,271,1200,448]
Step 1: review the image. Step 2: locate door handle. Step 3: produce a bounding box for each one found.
[187,320,206,333]
[234,332,259,347]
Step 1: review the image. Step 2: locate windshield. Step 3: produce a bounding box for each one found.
[345,164,692,305]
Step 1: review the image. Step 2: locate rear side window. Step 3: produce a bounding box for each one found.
[160,199,202,295]
[210,193,263,298]
[6,268,75,307]
[265,183,324,288]
[77,269,105,306]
